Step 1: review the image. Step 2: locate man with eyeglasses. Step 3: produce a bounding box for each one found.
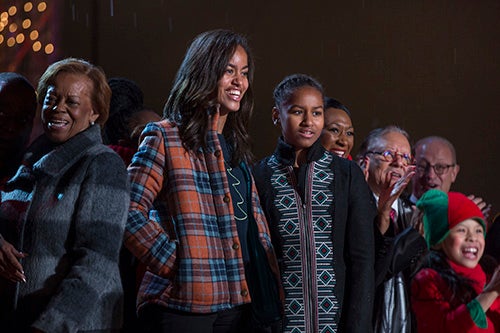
[357,126,417,236]
[410,136,491,220]
[357,125,426,333]
[410,136,459,203]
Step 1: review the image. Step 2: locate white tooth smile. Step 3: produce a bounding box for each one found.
[48,120,69,128]
[464,247,478,253]
[228,90,241,96]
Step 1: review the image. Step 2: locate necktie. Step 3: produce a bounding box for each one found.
[390,208,399,234]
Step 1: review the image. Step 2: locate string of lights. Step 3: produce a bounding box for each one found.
[0,1,57,74]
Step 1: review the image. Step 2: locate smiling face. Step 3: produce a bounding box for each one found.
[412,139,459,199]
[321,107,354,158]
[366,131,412,195]
[273,86,324,160]
[439,219,485,269]
[216,45,249,116]
[42,72,99,143]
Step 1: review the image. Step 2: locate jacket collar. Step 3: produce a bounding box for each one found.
[273,136,326,167]
[26,124,103,177]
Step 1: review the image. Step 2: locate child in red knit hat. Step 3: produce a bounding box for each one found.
[411,189,500,333]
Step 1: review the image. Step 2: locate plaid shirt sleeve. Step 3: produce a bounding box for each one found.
[124,122,177,277]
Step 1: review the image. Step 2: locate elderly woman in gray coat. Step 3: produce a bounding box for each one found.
[0,58,129,333]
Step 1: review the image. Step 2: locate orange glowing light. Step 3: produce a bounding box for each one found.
[24,2,34,12]
[8,6,17,16]
[32,40,41,51]
[37,2,47,13]
[22,19,31,29]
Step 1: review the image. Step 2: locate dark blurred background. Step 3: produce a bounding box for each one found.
[1,0,499,211]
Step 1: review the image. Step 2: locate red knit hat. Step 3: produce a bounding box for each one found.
[416,190,485,248]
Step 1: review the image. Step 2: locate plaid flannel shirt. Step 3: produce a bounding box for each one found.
[125,112,278,313]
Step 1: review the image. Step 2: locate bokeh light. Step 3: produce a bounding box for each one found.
[32,40,41,51]
[44,43,54,54]
[8,6,17,16]
[9,22,18,33]
[7,36,15,47]
[37,2,47,13]
[30,30,39,40]
[24,2,33,12]
[22,18,31,29]
[16,33,25,44]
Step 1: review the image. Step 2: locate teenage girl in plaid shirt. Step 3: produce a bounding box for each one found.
[124,29,282,333]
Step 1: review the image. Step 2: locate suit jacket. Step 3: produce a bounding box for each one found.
[373,196,427,333]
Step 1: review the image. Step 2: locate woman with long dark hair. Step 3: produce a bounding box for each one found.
[125,29,281,333]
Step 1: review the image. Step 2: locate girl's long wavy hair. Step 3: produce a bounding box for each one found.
[163,29,255,165]
[418,250,477,305]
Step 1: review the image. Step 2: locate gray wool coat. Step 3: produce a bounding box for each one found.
[0,125,130,333]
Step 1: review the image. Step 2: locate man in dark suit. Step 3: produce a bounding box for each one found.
[357,125,426,333]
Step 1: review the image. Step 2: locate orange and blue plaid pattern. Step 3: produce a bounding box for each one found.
[125,113,278,314]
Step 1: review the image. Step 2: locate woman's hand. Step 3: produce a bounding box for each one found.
[0,234,27,283]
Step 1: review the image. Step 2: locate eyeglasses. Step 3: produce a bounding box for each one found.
[365,150,413,166]
[416,163,455,176]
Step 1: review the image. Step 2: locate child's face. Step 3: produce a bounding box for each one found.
[440,219,485,269]
[274,86,324,153]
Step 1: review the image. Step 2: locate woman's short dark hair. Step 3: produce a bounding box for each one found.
[37,58,111,126]
[324,96,351,117]
[273,74,323,109]
[164,29,255,164]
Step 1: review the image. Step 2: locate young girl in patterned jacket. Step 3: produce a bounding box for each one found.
[253,74,377,333]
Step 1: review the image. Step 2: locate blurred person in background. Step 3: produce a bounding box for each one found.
[0,72,37,187]
[321,96,354,160]
[411,136,492,220]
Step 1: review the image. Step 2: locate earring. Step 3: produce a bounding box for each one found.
[273,118,279,126]
[90,121,95,126]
